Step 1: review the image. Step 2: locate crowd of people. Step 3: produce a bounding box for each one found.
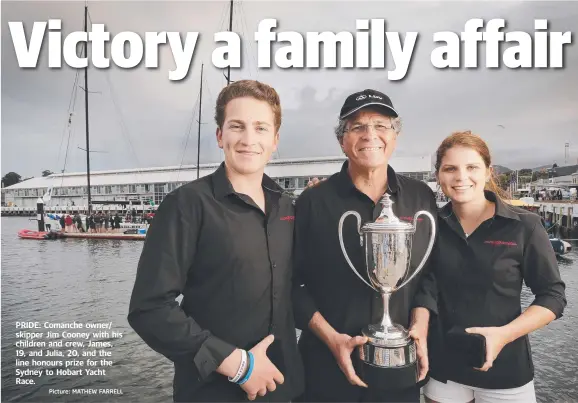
[46,207,156,233]
[50,211,124,233]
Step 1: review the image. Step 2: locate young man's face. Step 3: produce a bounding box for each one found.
[217,96,279,176]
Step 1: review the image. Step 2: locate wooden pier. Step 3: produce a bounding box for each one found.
[537,201,578,240]
[56,232,145,241]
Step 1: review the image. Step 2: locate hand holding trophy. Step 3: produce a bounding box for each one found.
[338,193,436,389]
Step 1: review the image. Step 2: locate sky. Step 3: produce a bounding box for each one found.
[2,1,578,179]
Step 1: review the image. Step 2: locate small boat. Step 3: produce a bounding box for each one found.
[18,229,57,240]
[550,237,572,256]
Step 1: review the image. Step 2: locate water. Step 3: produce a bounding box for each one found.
[2,217,577,402]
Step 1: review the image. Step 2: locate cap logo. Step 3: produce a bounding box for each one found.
[356,94,383,101]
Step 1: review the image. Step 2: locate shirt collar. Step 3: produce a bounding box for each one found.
[439,190,521,221]
[212,161,284,200]
[336,160,400,197]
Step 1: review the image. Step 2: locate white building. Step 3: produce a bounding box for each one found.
[1,155,433,213]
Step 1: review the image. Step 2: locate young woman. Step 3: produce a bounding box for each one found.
[410,131,566,402]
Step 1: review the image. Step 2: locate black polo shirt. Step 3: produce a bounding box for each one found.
[293,161,438,400]
[413,191,567,389]
[128,162,304,402]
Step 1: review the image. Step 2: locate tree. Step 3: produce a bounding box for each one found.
[498,173,509,189]
[1,172,22,187]
[42,170,54,177]
[530,169,549,182]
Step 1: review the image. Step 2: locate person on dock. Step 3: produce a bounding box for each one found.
[411,131,567,402]
[127,80,304,402]
[64,214,74,232]
[113,213,121,231]
[74,212,84,232]
[292,89,437,402]
[103,212,110,232]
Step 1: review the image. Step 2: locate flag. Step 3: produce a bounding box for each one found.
[42,187,53,202]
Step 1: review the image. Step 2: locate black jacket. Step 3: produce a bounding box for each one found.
[128,163,304,402]
[413,191,567,389]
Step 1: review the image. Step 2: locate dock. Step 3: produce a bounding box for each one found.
[537,201,578,240]
[56,232,145,241]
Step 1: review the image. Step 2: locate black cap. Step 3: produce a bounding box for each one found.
[339,89,398,119]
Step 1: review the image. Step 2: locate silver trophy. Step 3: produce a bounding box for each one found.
[338,193,436,389]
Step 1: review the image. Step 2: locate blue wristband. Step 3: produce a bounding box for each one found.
[237,351,254,385]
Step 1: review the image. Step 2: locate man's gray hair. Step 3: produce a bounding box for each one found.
[334,115,402,141]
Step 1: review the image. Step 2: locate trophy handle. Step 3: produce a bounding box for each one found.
[397,210,436,290]
[338,211,378,292]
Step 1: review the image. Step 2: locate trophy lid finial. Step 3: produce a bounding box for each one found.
[375,193,400,224]
[363,193,414,232]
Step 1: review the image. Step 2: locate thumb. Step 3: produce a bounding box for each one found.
[258,334,275,350]
[348,336,368,348]
[465,327,481,335]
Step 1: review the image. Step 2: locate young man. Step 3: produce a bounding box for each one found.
[293,89,437,402]
[128,80,304,402]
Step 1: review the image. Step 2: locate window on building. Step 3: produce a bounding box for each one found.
[167,183,178,192]
[297,178,309,188]
[153,183,167,205]
[129,185,136,193]
[105,186,112,194]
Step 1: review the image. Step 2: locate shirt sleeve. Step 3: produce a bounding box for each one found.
[411,191,440,315]
[127,191,236,381]
[522,220,567,319]
[291,192,319,330]
[411,254,439,315]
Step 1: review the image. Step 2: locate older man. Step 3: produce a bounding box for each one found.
[293,89,437,402]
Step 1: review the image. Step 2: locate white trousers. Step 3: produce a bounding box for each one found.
[424,377,536,403]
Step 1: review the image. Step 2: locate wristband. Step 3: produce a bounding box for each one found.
[237,351,254,385]
[228,350,247,383]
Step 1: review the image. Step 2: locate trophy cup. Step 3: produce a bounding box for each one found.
[338,193,436,389]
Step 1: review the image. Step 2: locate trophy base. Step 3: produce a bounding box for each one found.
[357,327,419,390]
[356,359,419,390]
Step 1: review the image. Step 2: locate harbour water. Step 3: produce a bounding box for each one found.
[1,217,577,402]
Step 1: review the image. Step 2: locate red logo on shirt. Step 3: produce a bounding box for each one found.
[484,240,517,247]
[399,216,423,222]
[280,216,295,221]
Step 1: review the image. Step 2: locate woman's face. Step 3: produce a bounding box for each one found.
[437,146,491,205]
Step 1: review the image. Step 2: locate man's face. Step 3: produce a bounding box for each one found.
[216,96,279,176]
[340,109,398,171]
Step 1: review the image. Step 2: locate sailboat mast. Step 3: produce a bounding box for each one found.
[227,0,233,85]
[84,4,92,214]
[197,64,203,179]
